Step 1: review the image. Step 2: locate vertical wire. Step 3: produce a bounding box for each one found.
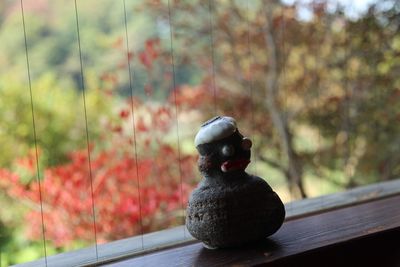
[343,2,351,189]
[280,3,294,207]
[316,1,322,203]
[347,1,355,185]
[314,1,323,206]
[122,0,145,250]
[73,0,99,261]
[20,1,48,265]
[246,0,258,176]
[167,0,186,238]
[208,0,218,114]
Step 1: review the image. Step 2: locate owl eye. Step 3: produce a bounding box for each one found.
[221,145,235,157]
[241,137,252,150]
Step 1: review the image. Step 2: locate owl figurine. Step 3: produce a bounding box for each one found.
[186,116,285,249]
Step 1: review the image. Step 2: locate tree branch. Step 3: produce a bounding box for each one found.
[258,154,288,176]
[262,3,306,198]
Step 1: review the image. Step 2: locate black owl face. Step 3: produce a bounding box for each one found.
[196,130,252,178]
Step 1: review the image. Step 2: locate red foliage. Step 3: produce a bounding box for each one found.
[0,144,196,247]
[119,109,130,119]
[139,38,160,70]
[0,99,198,247]
[170,84,212,109]
[0,36,210,248]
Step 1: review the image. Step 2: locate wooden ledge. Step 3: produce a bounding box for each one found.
[105,195,400,266]
[15,179,400,267]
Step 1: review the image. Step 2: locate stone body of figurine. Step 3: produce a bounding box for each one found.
[186,116,285,249]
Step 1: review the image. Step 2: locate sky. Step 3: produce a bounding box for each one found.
[281,0,380,20]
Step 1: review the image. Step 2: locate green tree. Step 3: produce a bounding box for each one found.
[140,0,400,198]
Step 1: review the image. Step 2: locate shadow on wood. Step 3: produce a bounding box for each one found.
[105,195,400,267]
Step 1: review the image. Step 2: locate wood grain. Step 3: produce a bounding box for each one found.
[105,195,400,267]
[15,179,400,267]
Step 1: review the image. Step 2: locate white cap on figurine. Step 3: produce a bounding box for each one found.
[194,116,237,147]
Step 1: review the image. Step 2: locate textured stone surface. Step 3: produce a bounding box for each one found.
[186,174,285,248]
[186,116,285,249]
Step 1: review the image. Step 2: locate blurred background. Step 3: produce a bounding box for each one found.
[0,0,399,264]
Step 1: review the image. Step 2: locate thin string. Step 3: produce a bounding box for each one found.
[20,1,48,265]
[313,2,323,206]
[246,1,257,175]
[73,0,99,261]
[208,0,217,114]
[167,0,186,238]
[316,4,321,201]
[279,3,294,206]
[343,2,351,187]
[123,0,145,249]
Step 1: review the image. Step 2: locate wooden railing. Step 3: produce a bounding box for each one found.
[16,179,400,267]
[113,195,400,267]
